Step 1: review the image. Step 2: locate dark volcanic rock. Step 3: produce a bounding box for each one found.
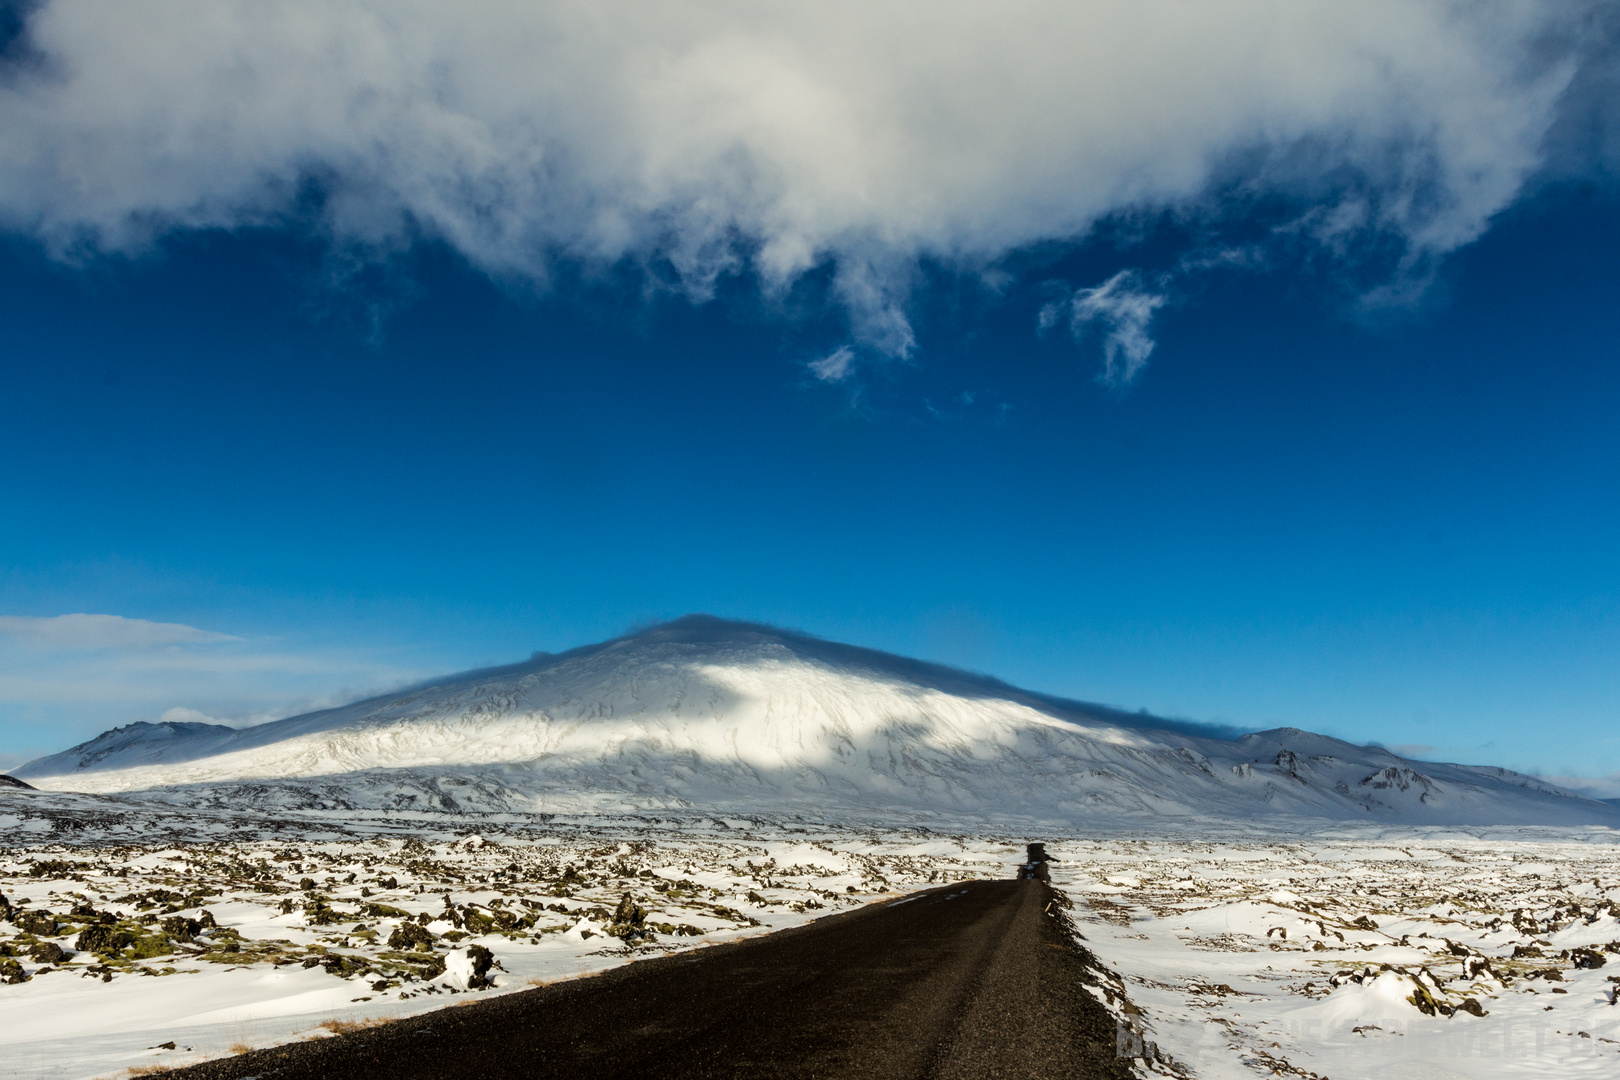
[162,916,202,943]
[28,941,68,964]
[464,944,494,990]
[387,921,436,952]
[14,910,57,936]
[0,958,26,984]
[27,859,87,879]
[1570,946,1607,969]
[76,924,135,956]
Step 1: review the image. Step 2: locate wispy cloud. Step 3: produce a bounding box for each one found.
[1541,772,1620,800]
[0,1,1600,356]
[807,345,855,383]
[1042,270,1169,387]
[0,613,239,649]
[0,612,426,762]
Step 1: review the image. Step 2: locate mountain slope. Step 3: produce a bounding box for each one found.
[15,616,1616,826]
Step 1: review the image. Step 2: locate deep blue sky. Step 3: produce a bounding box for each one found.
[3,183,1618,786]
[1,2,1618,791]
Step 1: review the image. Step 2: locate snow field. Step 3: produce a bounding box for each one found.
[1053,830,1620,1078]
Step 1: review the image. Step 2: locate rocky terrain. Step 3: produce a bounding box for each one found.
[0,788,1008,1078]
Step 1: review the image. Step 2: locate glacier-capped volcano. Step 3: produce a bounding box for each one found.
[14,616,1615,826]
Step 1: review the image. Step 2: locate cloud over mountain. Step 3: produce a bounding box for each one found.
[0,1,1606,358]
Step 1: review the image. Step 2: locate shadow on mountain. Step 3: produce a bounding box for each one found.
[414,614,1251,740]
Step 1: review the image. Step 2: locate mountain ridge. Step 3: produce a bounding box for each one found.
[15,616,1615,827]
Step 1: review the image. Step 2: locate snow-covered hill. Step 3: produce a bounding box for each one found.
[14,616,1616,826]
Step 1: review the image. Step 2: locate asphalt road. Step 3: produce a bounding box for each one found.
[170,878,1133,1080]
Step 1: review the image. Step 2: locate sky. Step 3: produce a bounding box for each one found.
[1,1,1619,793]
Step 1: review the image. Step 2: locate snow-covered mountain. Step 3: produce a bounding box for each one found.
[14,616,1616,826]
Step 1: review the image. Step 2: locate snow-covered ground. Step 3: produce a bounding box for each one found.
[0,791,1015,1079]
[4,786,1619,1079]
[1053,827,1620,1078]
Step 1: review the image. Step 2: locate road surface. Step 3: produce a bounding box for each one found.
[170,878,1133,1080]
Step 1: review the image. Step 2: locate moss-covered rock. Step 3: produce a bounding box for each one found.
[27,860,88,879]
[128,933,177,961]
[28,941,68,965]
[304,899,340,926]
[76,923,135,956]
[0,959,26,984]
[328,951,370,977]
[387,921,436,951]
[13,909,58,936]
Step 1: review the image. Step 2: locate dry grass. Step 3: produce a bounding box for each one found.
[125,1067,172,1077]
[227,1043,254,1055]
[317,1016,394,1035]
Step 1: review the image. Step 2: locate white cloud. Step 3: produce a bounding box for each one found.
[0,612,427,760]
[0,2,1600,354]
[0,613,239,649]
[1044,270,1169,386]
[1387,743,1441,759]
[156,705,291,729]
[157,706,232,726]
[807,345,855,382]
[1542,773,1620,800]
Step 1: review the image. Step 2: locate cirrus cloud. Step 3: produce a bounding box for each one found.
[0,613,239,649]
[0,0,1607,363]
[0,612,427,764]
[1042,271,1170,387]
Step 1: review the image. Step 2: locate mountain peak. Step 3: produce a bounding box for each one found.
[14,620,1617,827]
